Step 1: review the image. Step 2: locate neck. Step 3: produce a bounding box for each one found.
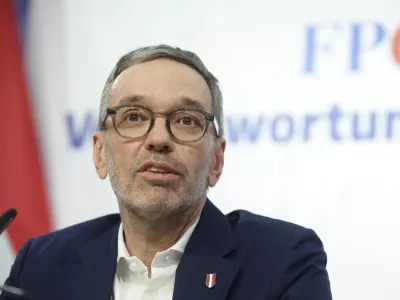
[118,198,205,273]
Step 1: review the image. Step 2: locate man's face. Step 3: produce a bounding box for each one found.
[93,58,225,220]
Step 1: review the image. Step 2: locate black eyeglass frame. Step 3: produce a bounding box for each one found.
[100,104,220,143]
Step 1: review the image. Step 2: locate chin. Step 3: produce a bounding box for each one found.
[117,182,202,217]
[122,191,181,212]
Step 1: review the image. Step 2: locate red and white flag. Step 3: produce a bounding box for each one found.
[0,0,52,252]
[205,273,217,289]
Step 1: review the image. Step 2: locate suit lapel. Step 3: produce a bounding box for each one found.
[173,200,240,300]
[53,200,239,300]
[55,220,119,300]
[173,253,239,300]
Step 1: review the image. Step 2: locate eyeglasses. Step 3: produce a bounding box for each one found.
[100,104,219,143]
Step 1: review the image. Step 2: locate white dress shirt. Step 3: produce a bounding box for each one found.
[112,218,199,300]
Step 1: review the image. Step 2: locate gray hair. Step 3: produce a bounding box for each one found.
[98,44,224,137]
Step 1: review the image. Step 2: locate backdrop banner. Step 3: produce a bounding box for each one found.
[0,0,399,299]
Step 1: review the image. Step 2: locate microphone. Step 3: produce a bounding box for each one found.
[0,209,30,299]
[0,209,17,235]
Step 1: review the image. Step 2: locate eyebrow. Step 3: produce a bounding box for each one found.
[179,96,207,111]
[116,95,208,111]
[117,95,146,106]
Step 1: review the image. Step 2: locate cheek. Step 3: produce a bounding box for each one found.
[180,147,196,168]
[108,140,142,171]
[178,146,210,174]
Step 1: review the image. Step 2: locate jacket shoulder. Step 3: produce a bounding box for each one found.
[226,209,316,251]
[227,209,308,235]
[225,211,331,299]
[26,214,120,260]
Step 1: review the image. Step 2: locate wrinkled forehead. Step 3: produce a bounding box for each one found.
[109,59,213,112]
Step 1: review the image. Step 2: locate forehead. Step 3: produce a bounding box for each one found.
[109,58,212,111]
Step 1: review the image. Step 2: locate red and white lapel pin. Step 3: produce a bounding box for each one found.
[205,273,217,289]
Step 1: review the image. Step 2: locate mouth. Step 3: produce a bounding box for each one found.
[137,161,180,182]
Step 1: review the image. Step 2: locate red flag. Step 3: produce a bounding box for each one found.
[0,0,52,252]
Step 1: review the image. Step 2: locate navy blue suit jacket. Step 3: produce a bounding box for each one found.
[1,200,332,299]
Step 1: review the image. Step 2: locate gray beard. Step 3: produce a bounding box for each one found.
[106,151,211,224]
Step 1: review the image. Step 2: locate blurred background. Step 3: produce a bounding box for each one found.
[1,0,400,299]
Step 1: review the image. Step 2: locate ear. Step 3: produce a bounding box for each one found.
[208,138,226,187]
[93,131,107,179]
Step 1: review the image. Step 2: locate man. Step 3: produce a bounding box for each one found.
[1,45,332,299]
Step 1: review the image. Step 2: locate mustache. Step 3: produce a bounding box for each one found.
[130,154,186,175]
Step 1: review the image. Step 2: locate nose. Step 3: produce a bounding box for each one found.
[144,117,173,153]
